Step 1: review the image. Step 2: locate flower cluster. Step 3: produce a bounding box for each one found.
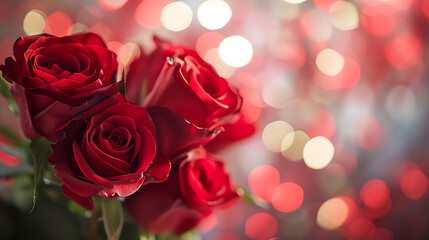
[0,32,249,234]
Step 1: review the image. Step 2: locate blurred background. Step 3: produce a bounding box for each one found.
[1,0,429,239]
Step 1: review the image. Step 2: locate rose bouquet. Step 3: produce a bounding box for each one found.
[0,32,253,239]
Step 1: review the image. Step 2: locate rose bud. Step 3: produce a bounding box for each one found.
[0,33,120,141]
[124,168,211,235]
[126,37,242,130]
[179,148,241,211]
[48,95,170,210]
[124,148,240,234]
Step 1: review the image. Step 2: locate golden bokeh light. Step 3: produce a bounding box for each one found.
[329,1,359,31]
[303,136,334,169]
[23,10,46,36]
[263,121,294,153]
[316,48,345,76]
[317,197,349,230]
[161,2,193,32]
[219,36,253,67]
[281,130,310,161]
[198,0,232,30]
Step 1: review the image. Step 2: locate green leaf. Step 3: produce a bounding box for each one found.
[240,188,268,209]
[29,138,52,212]
[0,75,18,115]
[101,198,124,240]
[139,80,148,100]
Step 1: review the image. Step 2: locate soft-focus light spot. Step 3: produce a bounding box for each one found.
[45,11,73,36]
[384,32,422,69]
[23,10,46,36]
[314,57,360,89]
[360,4,396,36]
[303,136,334,170]
[219,36,253,67]
[272,182,304,212]
[196,32,225,57]
[263,121,294,152]
[300,9,333,41]
[0,150,22,167]
[281,131,310,161]
[329,1,359,30]
[360,179,390,209]
[96,0,127,11]
[262,79,293,109]
[118,42,140,66]
[248,165,280,202]
[245,213,277,239]
[198,0,231,30]
[161,2,193,32]
[135,0,172,30]
[423,0,429,18]
[317,197,349,230]
[339,196,358,224]
[400,169,428,200]
[313,0,341,11]
[316,48,345,76]
[305,109,336,139]
[71,23,88,34]
[203,48,235,78]
[386,85,416,121]
[349,116,387,151]
[284,0,307,4]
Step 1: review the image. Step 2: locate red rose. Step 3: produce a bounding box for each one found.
[124,148,240,234]
[179,148,241,211]
[126,37,242,130]
[0,33,120,141]
[124,169,210,235]
[48,95,170,210]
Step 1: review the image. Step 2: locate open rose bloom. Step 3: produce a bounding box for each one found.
[0,33,251,237]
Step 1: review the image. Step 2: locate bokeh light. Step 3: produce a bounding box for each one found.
[218,36,253,67]
[329,1,358,31]
[360,179,390,209]
[161,2,193,32]
[317,197,349,230]
[44,11,73,36]
[262,121,294,153]
[135,0,172,30]
[96,0,127,11]
[262,79,293,109]
[316,48,345,76]
[23,10,46,36]
[245,212,277,239]
[198,0,232,30]
[281,131,310,161]
[303,136,334,170]
[272,182,304,212]
[400,168,428,200]
[248,165,280,202]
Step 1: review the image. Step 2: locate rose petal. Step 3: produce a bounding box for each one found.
[147,106,219,160]
[61,185,94,210]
